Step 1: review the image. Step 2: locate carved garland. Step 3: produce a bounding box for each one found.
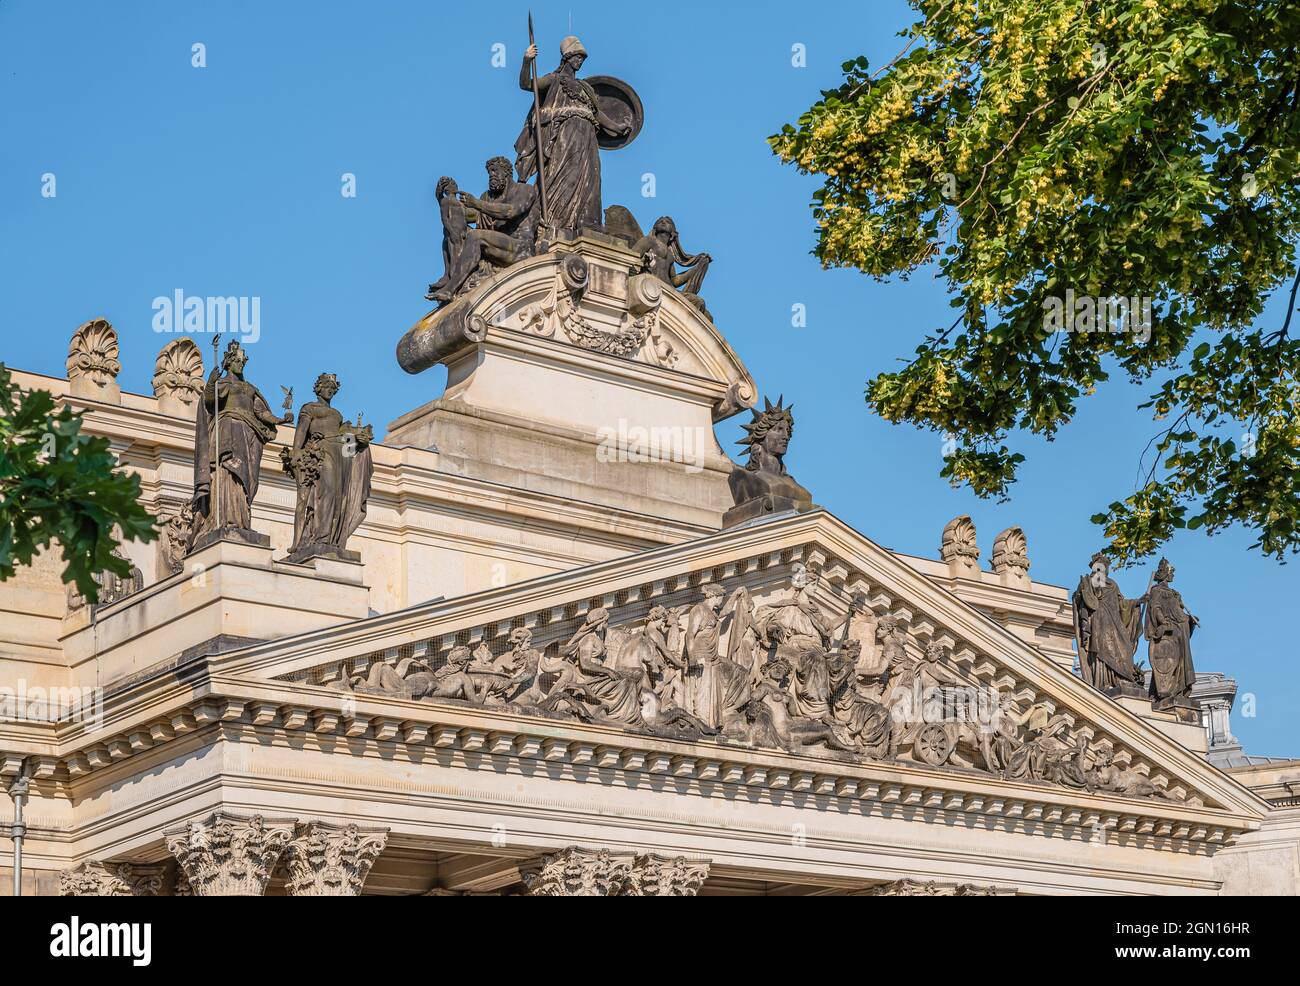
[516,254,663,359]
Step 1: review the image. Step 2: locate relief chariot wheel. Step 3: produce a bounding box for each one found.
[914,723,956,766]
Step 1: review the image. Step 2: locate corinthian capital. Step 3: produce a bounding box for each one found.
[629,853,710,896]
[282,821,389,896]
[521,847,638,896]
[520,846,711,896]
[165,812,296,896]
[59,861,166,897]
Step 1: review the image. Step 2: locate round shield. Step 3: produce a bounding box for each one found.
[587,74,643,150]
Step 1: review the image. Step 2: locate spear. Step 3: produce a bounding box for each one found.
[527,12,551,230]
[211,331,222,531]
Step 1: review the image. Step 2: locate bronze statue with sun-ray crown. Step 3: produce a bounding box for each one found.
[723,395,815,527]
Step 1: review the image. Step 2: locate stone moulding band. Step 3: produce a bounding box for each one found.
[9,690,1248,852]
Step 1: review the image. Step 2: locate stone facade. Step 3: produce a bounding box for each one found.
[1,240,1296,898]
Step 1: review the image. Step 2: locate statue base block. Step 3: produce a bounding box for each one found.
[1152,694,1200,723]
[61,533,370,690]
[1103,682,1148,701]
[722,496,814,529]
[189,526,271,554]
[1116,695,1208,754]
[283,542,362,566]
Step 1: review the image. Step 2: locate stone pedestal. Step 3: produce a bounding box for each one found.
[1117,695,1208,754]
[61,530,370,689]
[190,525,270,552]
[389,236,758,531]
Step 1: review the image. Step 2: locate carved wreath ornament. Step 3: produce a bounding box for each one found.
[517,253,668,360]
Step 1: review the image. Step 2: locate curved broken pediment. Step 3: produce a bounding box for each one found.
[397,235,756,423]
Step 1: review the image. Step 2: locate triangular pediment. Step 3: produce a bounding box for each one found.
[210,509,1266,838]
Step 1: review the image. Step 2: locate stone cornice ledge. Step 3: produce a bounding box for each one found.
[10,672,1260,852]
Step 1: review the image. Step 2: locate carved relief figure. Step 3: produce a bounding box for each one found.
[725,397,814,526]
[500,627,546,703]
[839,595,885,697]
[191,340,291,540]
[1144,558,1198,711]
[732,659,855,754]
[1088,747,1169,799]
[626,605,688,710]
[754,564,830,659]
[827,640,892,757]
[543,608,643,724]
[427,646,490,702]
[999,714,1088,787]
[280,373,374,563]
[1072,552,1145,696]
[684,585,725,726]
[722,586,765,683]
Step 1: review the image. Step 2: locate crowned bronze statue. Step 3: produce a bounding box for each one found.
[190,338,291,549]
[722,396,814,527]
[1072,552,1146,698]
[280,373,374,564]
[1144,557,1198,713]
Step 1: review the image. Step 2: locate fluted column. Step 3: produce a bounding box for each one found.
[165,812,296,896]
[59,861,167,897]
[520,846,710,896]
[281,821,388,896]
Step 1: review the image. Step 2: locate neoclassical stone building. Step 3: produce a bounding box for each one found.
[2,226,1297,896]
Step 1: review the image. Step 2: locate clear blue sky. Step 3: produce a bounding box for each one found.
[2,1,1296,756]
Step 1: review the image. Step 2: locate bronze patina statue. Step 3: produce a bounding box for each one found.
[632,215,712,320]
[1144,557,1199,713]
[191,339,291,547]
[515,34,640,236]
[428,157,539,303]
[1072,552,1146,698]
[723,396,814,527]
[281,373,374,564]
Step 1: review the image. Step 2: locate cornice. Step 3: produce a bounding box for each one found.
[9,675,1259,853]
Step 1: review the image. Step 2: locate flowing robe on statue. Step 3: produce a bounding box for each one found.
[685,602,722,726]
[756,587,833,718]
[558,623,642,724]
[515,70,603,233]
[828,654,891,756]
[1145,584,1196,703]
[285,402,373,553]
[193,377,279,535]
[1072,576,1144,691]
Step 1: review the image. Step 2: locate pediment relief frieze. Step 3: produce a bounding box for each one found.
[263,518,1237,816]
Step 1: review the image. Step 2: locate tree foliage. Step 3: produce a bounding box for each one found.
[771,0,1300,563]
[0,363,157,601]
